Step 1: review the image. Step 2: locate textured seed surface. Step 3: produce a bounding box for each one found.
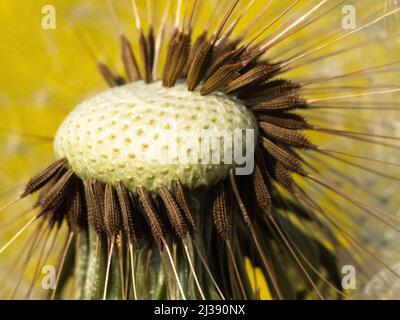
[54,81,257,192]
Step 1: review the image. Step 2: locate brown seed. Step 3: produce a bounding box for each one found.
[97,63,120,87]
[266,157,295,190]
[224,62,281,94]
[275,162,295,190]
[252,164,272,215]
[259,122,315,149]
[84,181,106,235]
[147,27,156,80]
[262,137,305,175]
[137,187,165,245]
[256,113,310,131]
[173,180,195,233]
[120,34,141,82]
[104,183,121,238]
[251,94,306,111]
[67,182,84,231]
[201,62,243,95]
[163,31,191,87]
[206,45,244,79]
[158,186,188,238]
[229,170,251,226]
[39,169,76,214]
[186,39,214,91]
[211,183,231,240]
[239,79,300,101]
[22,158,66,198]
[116,181,139,244]
[35,174,60,208]
[184,31,207,76]
[139,29,155,84]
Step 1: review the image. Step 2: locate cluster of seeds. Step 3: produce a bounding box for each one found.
[21,0,319,259]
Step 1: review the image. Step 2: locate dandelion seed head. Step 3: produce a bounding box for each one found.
[54,81,257,192]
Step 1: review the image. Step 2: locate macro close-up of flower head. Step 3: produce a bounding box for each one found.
[1,0,400,302]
